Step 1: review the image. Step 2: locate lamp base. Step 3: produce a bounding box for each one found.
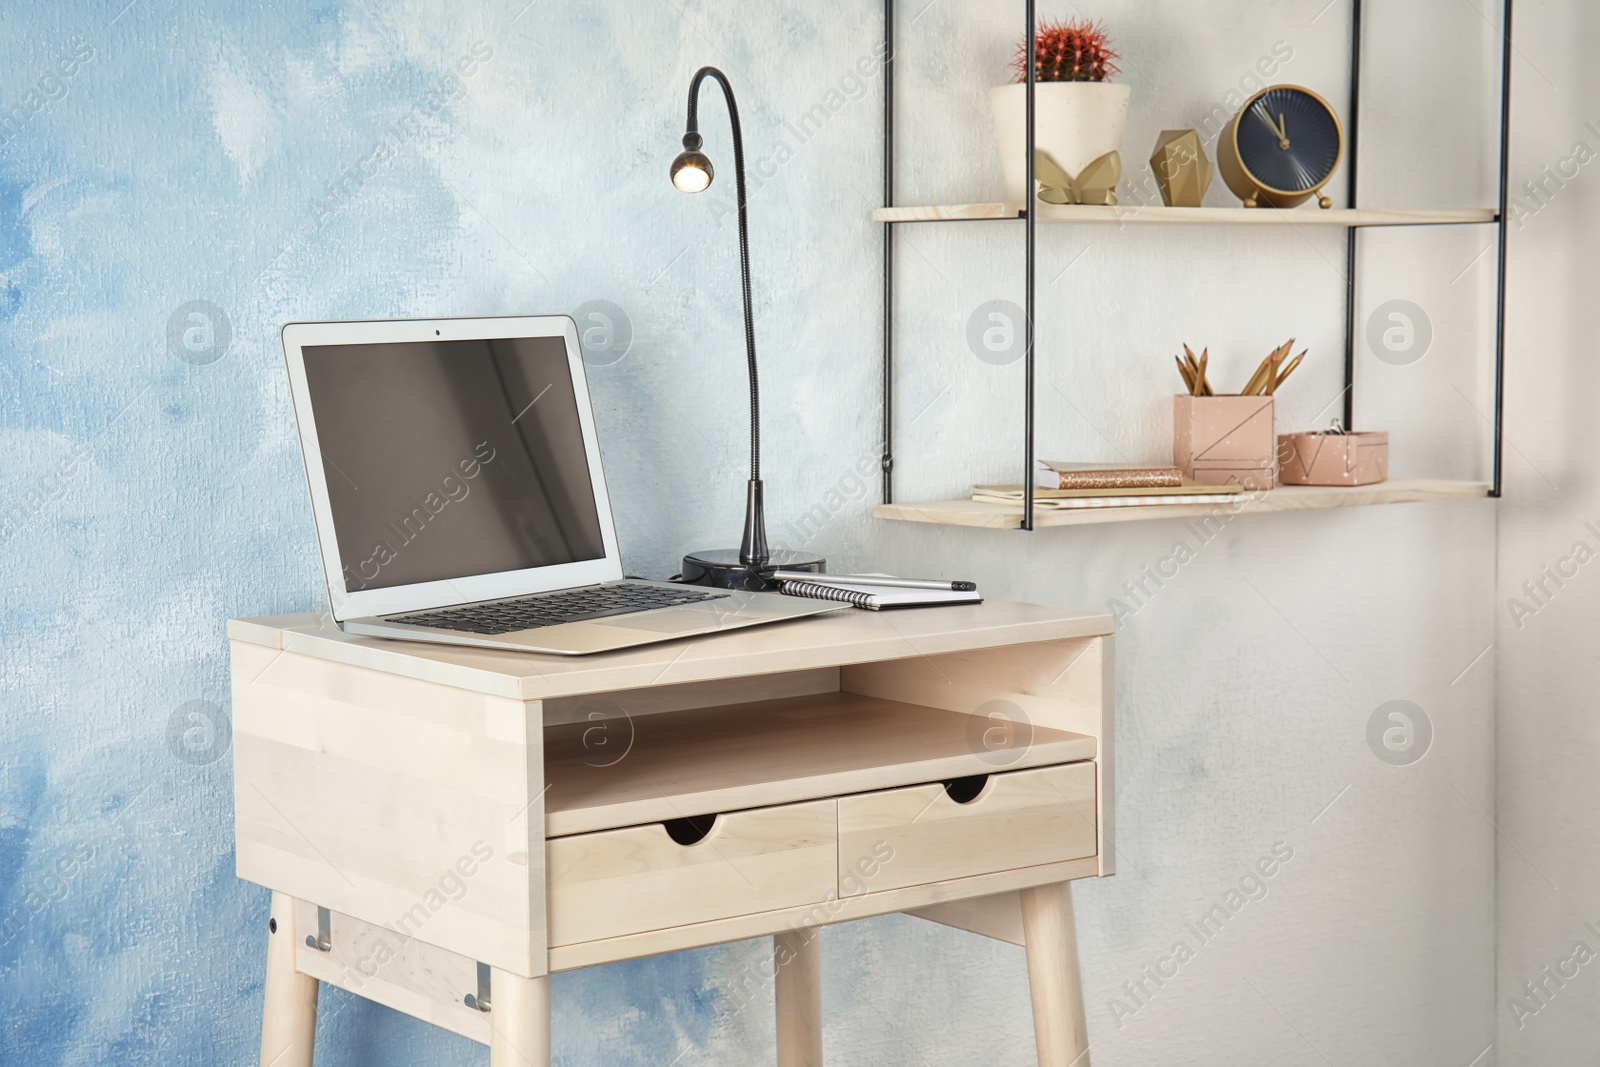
[680,548,826,592]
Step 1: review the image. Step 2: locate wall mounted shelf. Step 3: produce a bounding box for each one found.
[873,479,1492,530]
[872,204,1499,227]
[876,0,1514,529]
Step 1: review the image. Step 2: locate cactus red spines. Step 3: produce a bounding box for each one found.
[1012,18,1119,84]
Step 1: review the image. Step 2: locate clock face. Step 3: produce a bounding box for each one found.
[1235,87,1341,194]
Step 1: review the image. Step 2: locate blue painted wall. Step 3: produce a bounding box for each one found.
[0,3,891,1062]
[1,1,1501,1064]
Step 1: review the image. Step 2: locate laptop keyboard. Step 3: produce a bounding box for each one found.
[389,583,729,635]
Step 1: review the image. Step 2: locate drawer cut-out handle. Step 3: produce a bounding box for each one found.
[942,774,991,805]
[664,813,719,845]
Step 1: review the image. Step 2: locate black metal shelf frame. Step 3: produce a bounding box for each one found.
[879,0,1514,527]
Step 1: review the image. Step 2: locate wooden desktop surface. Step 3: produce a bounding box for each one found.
[228,599,1115,700]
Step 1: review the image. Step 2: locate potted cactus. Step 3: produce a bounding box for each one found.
[989,18,1130,205]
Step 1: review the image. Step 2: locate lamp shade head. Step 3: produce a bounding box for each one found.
[671,150,714,193]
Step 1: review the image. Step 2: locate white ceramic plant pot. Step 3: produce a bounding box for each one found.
[988,81,1132,205]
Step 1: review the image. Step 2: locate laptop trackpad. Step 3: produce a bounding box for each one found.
[597,610,765,634]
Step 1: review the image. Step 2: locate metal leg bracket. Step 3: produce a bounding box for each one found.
[304,906,331,952]
[464,961,492,1012]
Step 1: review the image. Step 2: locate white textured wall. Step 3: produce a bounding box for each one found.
[0,0,1503,1063]
[1495,0,1600,1061]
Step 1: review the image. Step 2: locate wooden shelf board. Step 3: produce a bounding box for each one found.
[543,691,1095,837]
[872,479,1493,529]
[872,203,1498,227]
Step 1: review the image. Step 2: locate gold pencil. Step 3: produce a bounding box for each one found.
[1176,355,1196,394]
[1271,351,1306,393]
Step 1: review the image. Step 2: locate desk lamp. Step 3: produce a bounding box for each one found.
[670,66,824,590]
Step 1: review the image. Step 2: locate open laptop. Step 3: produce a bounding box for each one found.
[281,314,839,655]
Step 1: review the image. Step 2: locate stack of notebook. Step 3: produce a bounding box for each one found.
[973,462,1245,510]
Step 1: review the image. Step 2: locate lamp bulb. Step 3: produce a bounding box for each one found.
[671,150,713,193]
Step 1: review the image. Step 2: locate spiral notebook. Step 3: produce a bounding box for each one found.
[777,578,983,611]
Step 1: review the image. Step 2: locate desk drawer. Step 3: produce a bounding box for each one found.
[547,799,837,946]
[837,762,1096,893]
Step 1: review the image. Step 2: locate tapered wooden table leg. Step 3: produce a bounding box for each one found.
[1021,881,1090,1067]
[260,892,317,1067]
[775,928,823,1067]
[489,968,551,1067]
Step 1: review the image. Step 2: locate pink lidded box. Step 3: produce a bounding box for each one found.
[1277,430,1389,486]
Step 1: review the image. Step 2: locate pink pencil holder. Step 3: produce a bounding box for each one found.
[1173,395,1276,488]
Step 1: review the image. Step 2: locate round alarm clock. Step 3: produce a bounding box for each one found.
[1217,85,1344,209]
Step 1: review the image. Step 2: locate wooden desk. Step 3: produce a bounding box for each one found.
[230,600,1114,1066]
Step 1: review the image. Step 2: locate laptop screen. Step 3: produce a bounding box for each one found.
[301,336,608,594]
